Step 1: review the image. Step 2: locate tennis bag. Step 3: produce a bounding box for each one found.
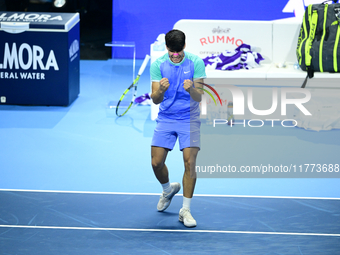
[297,1,340,88]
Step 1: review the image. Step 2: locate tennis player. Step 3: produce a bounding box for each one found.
[150,29,206,227]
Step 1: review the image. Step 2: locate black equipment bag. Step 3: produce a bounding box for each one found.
[297,0,340,88]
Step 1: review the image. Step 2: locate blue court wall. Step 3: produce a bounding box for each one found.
[112,0,296,59]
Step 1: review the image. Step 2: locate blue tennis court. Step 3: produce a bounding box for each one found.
[1,59,340,254]
[1,190,340,254]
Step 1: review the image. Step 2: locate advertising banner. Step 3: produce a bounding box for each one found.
[0,12,80,106]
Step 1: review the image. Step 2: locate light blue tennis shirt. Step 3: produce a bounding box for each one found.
[150,51,206,121]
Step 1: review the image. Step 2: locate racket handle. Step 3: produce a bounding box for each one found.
[138,54,151,76]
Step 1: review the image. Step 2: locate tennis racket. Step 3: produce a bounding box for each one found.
[116,54,151,117]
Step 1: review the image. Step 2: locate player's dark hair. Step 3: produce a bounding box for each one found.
[165,29,186,52]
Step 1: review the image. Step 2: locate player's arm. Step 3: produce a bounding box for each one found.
[184,56,207,102]
[150,59,170,105]
[183,78,204,102]
[151,78,170,105]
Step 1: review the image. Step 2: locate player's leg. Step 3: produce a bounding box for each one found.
[151,121,181,212]
[151,146,170,184]
[151,121,176,182]
[182,147,199,199]
[177,120,200,227]
[178,147,199,227]
[177,121,200,198]
[151,146,181,212]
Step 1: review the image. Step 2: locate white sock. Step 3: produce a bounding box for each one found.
[182,196,191,210]
[161,182,171,194]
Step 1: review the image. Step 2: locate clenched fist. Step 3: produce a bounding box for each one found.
[159,78,170,93]
[183,79,193,92]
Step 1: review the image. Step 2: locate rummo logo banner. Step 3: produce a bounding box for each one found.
[173,20,273,61]
[191,81,340,179]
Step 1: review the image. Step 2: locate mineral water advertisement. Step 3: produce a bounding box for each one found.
[0,12,79,105]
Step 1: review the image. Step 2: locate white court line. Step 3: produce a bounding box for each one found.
[0,188,340,200]
[0,225,339,237]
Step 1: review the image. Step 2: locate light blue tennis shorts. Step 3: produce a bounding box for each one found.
[151,121,201,151]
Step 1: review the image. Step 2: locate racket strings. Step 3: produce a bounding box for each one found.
[115,54,150,117]
[116,76,140,117]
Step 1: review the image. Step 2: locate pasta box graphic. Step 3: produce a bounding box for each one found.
[0,12,80,106]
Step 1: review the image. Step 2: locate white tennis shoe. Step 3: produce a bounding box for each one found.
[157,182,181,212]
[179,208,197,228]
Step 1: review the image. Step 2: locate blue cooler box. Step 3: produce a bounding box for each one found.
[0,12,80,106]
